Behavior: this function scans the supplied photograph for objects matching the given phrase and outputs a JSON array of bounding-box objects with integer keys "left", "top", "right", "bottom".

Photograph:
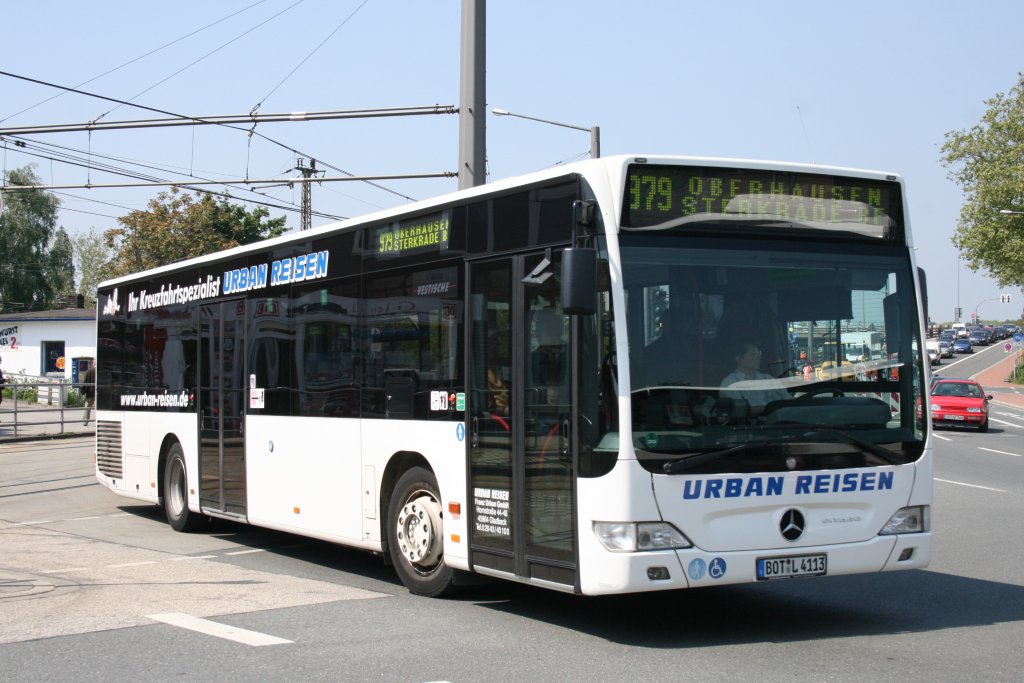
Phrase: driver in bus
[{"left": 720, "top": 341, "right": 790, "bottom": 415}]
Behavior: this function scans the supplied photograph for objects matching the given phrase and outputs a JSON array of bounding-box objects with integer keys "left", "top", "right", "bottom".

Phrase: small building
[{"left": 0, "top": 306, "right": 96, "bottom": 381}]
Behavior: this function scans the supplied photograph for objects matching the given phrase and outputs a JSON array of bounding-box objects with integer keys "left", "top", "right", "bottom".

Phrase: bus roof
[{"left": 98, "top": 154, "right": 904, "bottom": 289}]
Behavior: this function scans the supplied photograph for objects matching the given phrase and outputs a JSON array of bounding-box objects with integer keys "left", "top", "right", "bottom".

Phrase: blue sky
[{"left": 2, "top": 1, "right": 1023, "bottom": 324}]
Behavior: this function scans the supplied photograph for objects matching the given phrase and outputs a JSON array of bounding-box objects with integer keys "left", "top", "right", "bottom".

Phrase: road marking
[
  {"left": 935, "top": 477, "right": 1006, "bottom": 492},
  {"left": 148, "top": 612, "right": 292, "bottom": 646},
  {"left": 67, "top": 516, "right": 102, "bottom": 521},
  {"left": 932, "top": 433, "right": 952, "bottom": 441},
  {"left": 225, "top": 549, "right": 266, "bottom": 556},
  {"left": 10, "top": 520, "right": 53, "bottom": 526},
  {"left": 170, "top": 555, "right": 217, "bottom": 561},
  {"left": 990, "top": 417, "right": 1022, "bottom": 427},
  {"left": 107, "top": 561, "right": 158, "bottom": 568},
  {"left": 39, "top": 567, "right": 91, "bottom": 574},
  {"left": 978, "top": 447, "right": 1021, "bottom": 457}
]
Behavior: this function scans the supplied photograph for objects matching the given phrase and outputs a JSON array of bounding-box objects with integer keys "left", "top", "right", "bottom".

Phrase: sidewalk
[
  {"left": 970, "top": 349, "right": 1024, "bottom": 409},
  {"left": 0, "top": 402, "right": 94, "bottom": 442}
]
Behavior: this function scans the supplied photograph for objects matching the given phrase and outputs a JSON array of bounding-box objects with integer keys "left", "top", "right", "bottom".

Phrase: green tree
[
  {"left": 0, "top": 165, "right": 61, "bottom": 311},
  {"left": 104, "top": 189, "right": 288, "bottom": 277},
  {"left": 72, "top": 227, "right": 112, "bottom": 307},
  {"left": 941, "top": 73, "right": 1024, "bottom": 288},
  {"left": 47, "top": 227, "right": 76, "bottom": 301}
]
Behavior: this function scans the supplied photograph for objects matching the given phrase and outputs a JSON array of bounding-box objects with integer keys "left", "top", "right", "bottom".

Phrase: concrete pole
[{"left": 458, "top": 0, "right": 486, "bottom": 189}]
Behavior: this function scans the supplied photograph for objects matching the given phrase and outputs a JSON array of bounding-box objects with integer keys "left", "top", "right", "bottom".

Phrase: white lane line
[
  {"left": 935, "top": 477, "right": 1007, "bottom": 492},
  {"left": 107, "top": 561, "right": 158, "bottom": 568},
  {"left": 10, "top": 520, "right": 54, "bottom": 526},
  {"left": 990, "top": 417, "right": 1022, "bottom": 427},
  {"left": 933, "top": 433, "right": 952, "bottom": 441},
  {"left": 978, "top": 447, "right": 1021, "bottom": 457},
  {"left": 147, "top": 612, "right": 292, "bottom": 646},
  {"left": 169, "top": 555, "right": 217, "bottom": 561},
  {"left": 66, "top": 516, "right": 102, "bottom": 521},
  {"left": 225, "top": 549, "right": 266, "bottom": 556},
  {"left": 39, "top": 567, "right": 91, "bottom": 574}
]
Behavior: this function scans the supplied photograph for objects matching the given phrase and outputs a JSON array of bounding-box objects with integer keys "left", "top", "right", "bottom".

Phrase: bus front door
[
  {"left": 468, "top": 252, "right": 577, "bottom": 589},
  {"left": 198, "top": 300, "right": 247, "bottom": 518}
]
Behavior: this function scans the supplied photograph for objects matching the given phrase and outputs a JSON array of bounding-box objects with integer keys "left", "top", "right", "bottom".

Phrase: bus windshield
[{"left": 620, "top": 233, "right": 926, "bottom": 474}]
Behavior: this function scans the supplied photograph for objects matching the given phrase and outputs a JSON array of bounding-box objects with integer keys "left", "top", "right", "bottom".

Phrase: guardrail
[{"left": 0, "top": 374, "right": 95, "bottom": 440}]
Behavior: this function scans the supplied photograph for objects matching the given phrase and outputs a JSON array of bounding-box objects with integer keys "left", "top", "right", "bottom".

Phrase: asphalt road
[{"left": 1, "top": 377, "right": 1022, "bottom": 681}]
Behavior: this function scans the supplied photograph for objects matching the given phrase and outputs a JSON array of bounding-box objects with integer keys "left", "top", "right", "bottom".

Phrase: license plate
[
  {"left": 945, "top": 414, "right": 964, "bottom": 421},
  {"left": 756, "top": 554, "right": 827, "bottom": 580}
]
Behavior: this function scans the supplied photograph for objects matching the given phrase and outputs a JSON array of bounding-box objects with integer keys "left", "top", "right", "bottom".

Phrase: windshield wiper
[
  {"left": 662, "top": 443, "right": 749, "bottom": 474},
  {"left": 660, "top": 425, "right": 905, "bottom": 474},
  {"left": 756, "top": 424, "right": 905, "bottom": 465}
]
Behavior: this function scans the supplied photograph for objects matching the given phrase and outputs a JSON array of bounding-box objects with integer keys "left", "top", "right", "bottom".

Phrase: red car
[{"left": 930, "top": 379, "right": 992, "bottom": 432}]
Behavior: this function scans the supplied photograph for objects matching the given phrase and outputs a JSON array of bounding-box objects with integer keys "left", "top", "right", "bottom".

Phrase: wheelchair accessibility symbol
[{"left": 708, "top": 557, "right": 727, "bottom": 579}]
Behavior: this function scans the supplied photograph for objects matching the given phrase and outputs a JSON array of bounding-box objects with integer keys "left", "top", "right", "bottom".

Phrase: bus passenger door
[
  {"left": 198, "top": 299, "right": 248, "bottom": 518},
  {"left": 468, "top": 252, "right": 577, "bottom": 589}
]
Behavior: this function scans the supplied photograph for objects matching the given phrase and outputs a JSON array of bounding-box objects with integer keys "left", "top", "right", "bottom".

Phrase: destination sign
[
  {"left": 375, "top": 211, "right": 451, "bottom": 259},
  {"left": 623, "top": 164, "right": 901, "bottom": 236}
]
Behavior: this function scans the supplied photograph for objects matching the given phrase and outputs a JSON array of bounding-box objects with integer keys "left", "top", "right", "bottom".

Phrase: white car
[{"left": 926, "top": 341, "right": 941, "bottom": 365}]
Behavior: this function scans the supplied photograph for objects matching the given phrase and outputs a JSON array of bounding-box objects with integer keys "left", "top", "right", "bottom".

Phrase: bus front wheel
[
  {"left": 387, "top": 467, "right": 454, "bottom": 597},
  {"left": 163, "top": 443, "right": 204, "bottom": 532}
]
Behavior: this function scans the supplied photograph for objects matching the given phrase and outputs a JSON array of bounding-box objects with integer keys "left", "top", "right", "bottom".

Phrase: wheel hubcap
[
  {"left": 169, "top": 460, "right": 186, "bottom": 516},
  {"left": 396, "top": 493, "right": 443, "bottom": 569}
]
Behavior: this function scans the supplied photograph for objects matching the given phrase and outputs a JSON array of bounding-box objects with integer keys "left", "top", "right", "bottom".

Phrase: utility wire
[
  {"left": 94, "top": 0, "right": 306, "bottom": 122},
  {"left": 9, "top": 135, "right": 319, "bottom": 218},
  {"left": 251, "top": 0, "right": 370, "bottom": 113},
  {"left": 7, "top": 135, "right": 306, "bottom": 212},
  {"left": 0, "top": 0, "right": 270, "bottom": 124},
  {"left": 0, "top": 70, "right": 422, "bottom": 202},
  {"left": 5, "top": 144, "right": 343, "bottom": 220}
]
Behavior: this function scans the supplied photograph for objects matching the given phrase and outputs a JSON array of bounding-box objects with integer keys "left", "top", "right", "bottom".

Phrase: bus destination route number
[{"left": 624, "top": 164, "right": 899, "bottom": 231}]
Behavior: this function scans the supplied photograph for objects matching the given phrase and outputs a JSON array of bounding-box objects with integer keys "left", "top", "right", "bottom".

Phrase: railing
[{"left": 0, "top": 373, "right": 95, "bottom": 439}]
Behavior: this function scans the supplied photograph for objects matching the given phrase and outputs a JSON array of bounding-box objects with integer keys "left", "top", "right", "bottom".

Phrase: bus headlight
[
  {"left": 593, "top": 522, "right": 692, "bottom": 552},
  {"left": 879, "top": 506, "right": 929, "bottom": 535}
]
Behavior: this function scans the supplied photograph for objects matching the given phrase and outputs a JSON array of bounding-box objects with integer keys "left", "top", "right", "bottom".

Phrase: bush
[
  {"left": 2, "top": 377, "right": 39, "bottom": 403},
  {"left": 1012, "top": 357, "right": 1024, "bottom": 384}
]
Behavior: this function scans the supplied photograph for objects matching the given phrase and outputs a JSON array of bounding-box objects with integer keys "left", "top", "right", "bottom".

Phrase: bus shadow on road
[
  {"left": 471, "top": 570, "right": 1024, "bottom": 646},
  {"left": 113, "top": 503, "right": 1023, "bottom": 644},
  {"left": 112, "top": 506, "right": 407, "bottom": 590}
]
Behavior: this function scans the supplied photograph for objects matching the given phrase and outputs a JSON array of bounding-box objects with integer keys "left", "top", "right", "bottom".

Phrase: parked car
[
  {"left": 929, "top": 378, "right": 992, "bottom": 431},
  {"left": 952, "top": 338, "right": 973, "bottom": 354}
]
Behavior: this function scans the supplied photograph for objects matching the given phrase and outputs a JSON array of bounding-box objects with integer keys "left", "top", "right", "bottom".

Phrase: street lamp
[
  {"left": 999, "top": 209, "right": 1024, "bottom": 215},
  {"left": 492, "top": 108, "right": 600, "bottom": 158}
]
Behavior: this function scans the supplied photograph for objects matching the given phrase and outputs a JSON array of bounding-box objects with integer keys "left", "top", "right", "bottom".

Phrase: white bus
[{"left": 94, "top": 155, "right": 931, "bottom": 596}]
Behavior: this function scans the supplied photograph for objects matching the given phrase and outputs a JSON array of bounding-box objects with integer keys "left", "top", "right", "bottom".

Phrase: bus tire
[
  {"left": 387, "top": 466, "right": 454, "bottom": 597},
  {"left": 163, "top": 443, "right": 204, "bottom": 532}
]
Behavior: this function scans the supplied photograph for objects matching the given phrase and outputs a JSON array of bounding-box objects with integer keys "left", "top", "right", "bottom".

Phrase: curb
[{"left": 0, "top": 431, "right": 94, "bottom": 444}]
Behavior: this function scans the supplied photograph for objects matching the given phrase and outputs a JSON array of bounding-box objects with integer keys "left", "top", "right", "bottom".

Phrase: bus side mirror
[{"left": 561, "top": 247, "right": 597, "bottom": 315}]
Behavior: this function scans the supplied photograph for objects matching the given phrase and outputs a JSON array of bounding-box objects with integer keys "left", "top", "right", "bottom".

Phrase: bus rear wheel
[
  {"left": 163, "top": 443, "right": 204, "bottom": 532},
  {"left": 387, "top": 467, "right": 454, "bottom": 597}
]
